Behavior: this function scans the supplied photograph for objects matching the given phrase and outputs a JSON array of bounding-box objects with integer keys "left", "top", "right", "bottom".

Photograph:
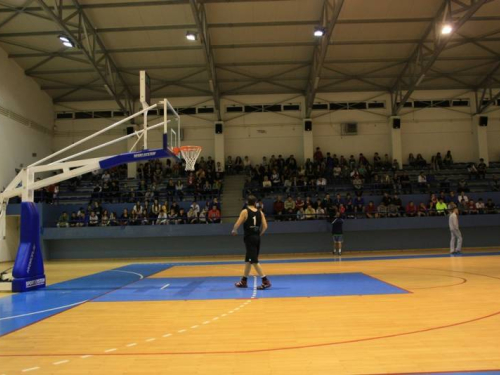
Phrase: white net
[{"left": 179, "top": 146, "right": 202, "bottom": 171}]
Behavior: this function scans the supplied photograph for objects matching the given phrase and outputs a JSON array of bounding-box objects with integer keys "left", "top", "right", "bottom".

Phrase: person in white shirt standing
[{"left": 449, "top": 207, "right": 462, "bottom": 255}]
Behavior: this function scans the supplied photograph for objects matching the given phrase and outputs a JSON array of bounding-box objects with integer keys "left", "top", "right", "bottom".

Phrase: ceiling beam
[
  {"left": 9, "top": 36, "right": 500, "bottom": 58},
  {"left": 189, "top": 0, "right": 221, "bottom": 120},
  {"left": 390, "top": 0, "right": 488, "bottom": 116},
  {"left": 0, "top": 0, "right": 290, "bottom": 13},
  {"left": 475, "top": 61, "right": 500, "bottom": 113},
  {"left": 35, "top": 0, "right": 135, "bottom": 115},
  {"left": 304, "top": 0, "right": 344, "bottom": 117}
]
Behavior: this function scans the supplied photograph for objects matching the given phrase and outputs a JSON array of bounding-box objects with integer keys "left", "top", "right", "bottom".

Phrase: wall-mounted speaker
[
  {"left": 215, "top": 122, "right": 223, "bottom": 134},
  {"left": 126, "top": 126, "right": 134, "bottom": 135},
  {"left": 479, "top": 116, "right": 488, "bottom": 127},
  {"left": 392, "top": 117, "right": 401, "bottom": 129},
  {"left": 304, "top": 119, "right": 312, "bottom": 131}
]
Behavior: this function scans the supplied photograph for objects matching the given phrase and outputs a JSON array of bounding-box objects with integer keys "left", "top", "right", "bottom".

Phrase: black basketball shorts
[{"left": 244, "top": 235, "right": 261, "bottom": 264}]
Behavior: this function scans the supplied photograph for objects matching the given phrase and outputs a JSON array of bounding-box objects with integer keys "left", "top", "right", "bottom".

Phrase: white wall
[
  {"left": 53, "top": 90, "right": 500, "bottom": 167},
  {"left": 0, "top": 46, "right": 53, "bottom": 262}
]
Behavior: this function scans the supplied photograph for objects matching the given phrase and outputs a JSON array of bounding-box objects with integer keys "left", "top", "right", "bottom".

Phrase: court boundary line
[{"left": 2, "top": 294, "right": 500, "bottom": 357}]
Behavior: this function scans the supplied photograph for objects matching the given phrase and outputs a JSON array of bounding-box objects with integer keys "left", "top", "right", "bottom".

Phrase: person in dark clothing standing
[
  {"left": 232, "top": 195, "right": 271, "bottom": 290},
  {"left": 331, "top": 211, "right": 344, "bottom": 256}
]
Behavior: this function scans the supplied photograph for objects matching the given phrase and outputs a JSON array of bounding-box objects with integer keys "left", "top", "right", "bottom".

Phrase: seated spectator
[
  {"left": 175, "top": 180, "right": 184, "bottom": 200},
  {"left": 391, "top": 159, "right": 399, "bottom": 171},
  {"left": 167, "top": 208, "right": 178, "bottom": 225},
  {"left": 109, "top": 212, "right": 118, "bottom": 226},
  {"left": 316, "top": 176, "right": 327, "bottom": 192},
  {"left": 459, "top": 198, "right": 469, "bottom": 214},
  {"left": 365, "top": 201, "right": 378, "bottom": 219},
  {"left": 190, "top": 201, "right": 201, "bottom": 217},
  {"left": 88, "top": 211, "right": 99, "bottom": 227},
  {"left": 284, "top": 196, "right": 296, "bottom": 220},
  {"left": 316, "top": 204, "right": 326, "bottom": 219},
  {"left": 377, "top": 202, "right": 388, "bottom": 218},
  {"left": 120, "top": 209, "right": 129, "bottom": 225},
  {"left": 132, "top": 202, "right": 143, "bottom": 215},
  {"left": 468, "top": 163, "right": 479, "bottom": 180},
  {"left": 141, "top": 212, "right": 150, "bottom": 225},
  {"left": 273, "top": 196, "right": 285, "bottom": 221},
  {"left": 417, "top": 172, "right": 428, "bottom": 192},
  {"left": 415, "top": 154, "right": 427, "bottom": 168},
  {"left": 476, "top": 198, "right": 485, "bottom": 214},
  {"left": 392, "top": 194, "right": 403, "bottom": 215},
  {"left": 406, "top": 201, "right": 417, "bottom": 217},
  {"left": 187, "top": 207, "right": 198, "bottom": 224},
  {"left": 417, "top": 202, "right": 428, "bottom": 217},
  {"left": 467, "top": 200, "right": 478, "bottom": 215},
  {"left": 295, "top": 197, "right": 305, "bottom": 212},
  {"left": 175, "top": 208, "right": 186, "bottom": 224},
  {"left": 354, "top": 195, "right": 365, "bottom": 216},
  {"left": 477, "top": 158, "right": 487, "bottom": 179},
  {"left": 381, "top": 192, "right": 392, "bottom": 206},
  {"left": 353, "top": 175, "right": 363, "bottom": 191},
  {"left": 129, "top": 210, "right": 140, "bottom": 226},
  {"left": 156, "top": 206, "right": 168, "bottom": 225},
  {"left": 313, "top": 147, "right": 324, "bottom": 163},
  {"left": 436, "top": 198, "right": 448, "bottom": 216},
  {"left": 199, "top": 206, "right": 208, "bottom": 224},
  {"left": 387, "top": 203, "right": 400, "bottom": 218},
  {"left": 57, "top": 212, "right": 70, "bottom": 228},
  {"left": 69, "top": 212, "right": 78, "bottom": 227},
  {"left": 262, "top": 176, "right": 272, "bottom": 195},
  {"left": 443, "top": 150, "right": 453, "bottom": 167},
  {"left": 408, "top": 153, "right": 416, "bottom": 168},
  {"left": 208, "top": 205, "right": 221, "bottom": 223},
  {"left": 101, "top": 210, "right": 110, "bottom": 226},
  {"left": 304, "top": 204, "right": 316, "bottom": 220},
  {"left": 296, "top": 207, "right": 305, "bottom": 221},
  {"left": 486, "top": 198, "right": 496, "bottom": 214},
  {"left": 458, "top": 191, "right": 469, "bottom": 204}
]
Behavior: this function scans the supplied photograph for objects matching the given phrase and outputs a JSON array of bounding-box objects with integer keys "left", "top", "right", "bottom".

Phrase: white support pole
[
  {"left": 143, "top": 111, "right": 148, "bottom": 150},
  {"left": 21, "top": 168, "right": 35, "bottom": 203}
]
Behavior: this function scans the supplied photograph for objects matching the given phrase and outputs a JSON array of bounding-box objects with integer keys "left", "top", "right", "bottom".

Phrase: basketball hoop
[{"left": 174, "top": 145, "right": 202, "bottom": 171}]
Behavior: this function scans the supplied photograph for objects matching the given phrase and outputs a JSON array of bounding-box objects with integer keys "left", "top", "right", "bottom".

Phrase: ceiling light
[
  {"left": 314, "top": 27, "right": 325, "bottom": 37},
  {"left": 58, "top": 35, "right": 74, "bottom": 48},
  {"left": 186, "top": 31, "right": 197, "bottom": 41},
  {"left": 441, "top": 24, "right": 453, "bottom": 35}
]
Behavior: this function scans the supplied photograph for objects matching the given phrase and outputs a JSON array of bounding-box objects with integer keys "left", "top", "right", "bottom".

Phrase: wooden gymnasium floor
[{"left": 1, "top": 249, "right": 500, "bottom": 375}]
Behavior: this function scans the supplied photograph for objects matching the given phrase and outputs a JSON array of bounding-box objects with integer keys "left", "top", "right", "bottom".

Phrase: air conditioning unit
[{"left": 342, "top": 122, "right": 358, "bottom": 135}]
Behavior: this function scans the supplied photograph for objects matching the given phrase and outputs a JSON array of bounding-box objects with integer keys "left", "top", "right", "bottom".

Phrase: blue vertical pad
[
  {"left": 12, "top": 202, "right": 46, "bottom": 292},
  {"left": 94, "top": 273, "right": 409, "bottom": 302}
]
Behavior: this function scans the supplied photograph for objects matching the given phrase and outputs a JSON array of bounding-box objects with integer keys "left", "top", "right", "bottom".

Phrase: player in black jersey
[{"left": 231, "top": 195, "right": 271, "bottom": 290}]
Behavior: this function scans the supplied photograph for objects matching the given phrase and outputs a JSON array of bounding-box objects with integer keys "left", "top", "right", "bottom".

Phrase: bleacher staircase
[{"left": 221, "top": 175, "right": 246, "bottom": 223}]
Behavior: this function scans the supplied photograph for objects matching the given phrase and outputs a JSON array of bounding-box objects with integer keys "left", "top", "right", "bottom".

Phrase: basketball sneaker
[
  {"left": 257, "top": 277, "right": 271, "bottom": 290},
  {"left": 235, "top": 277, "right": 248, "bottom": 288}
]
